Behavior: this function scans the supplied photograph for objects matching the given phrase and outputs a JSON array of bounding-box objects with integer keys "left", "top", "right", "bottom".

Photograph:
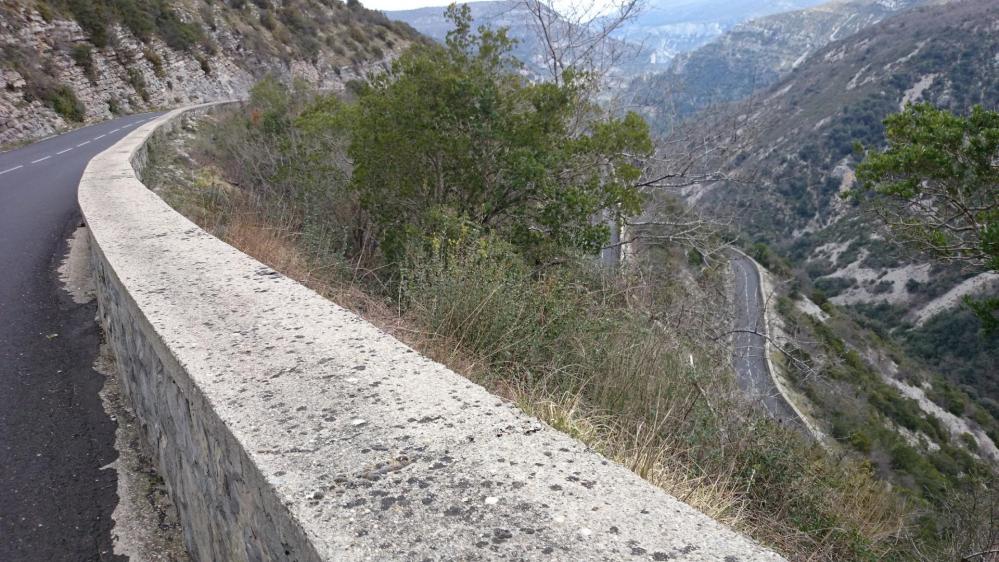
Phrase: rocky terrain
[
  {"left": 626, "top": 0, "right": 944, "bottom": 134},
  {"left": 683, "top": 0, "right": 997, "bottom": 271},
  {"left": 0, "top": 0, "right": 419, "bottom": 146},
  {"left": 671, "top": 0, "right": 999, "bottom": 456}
]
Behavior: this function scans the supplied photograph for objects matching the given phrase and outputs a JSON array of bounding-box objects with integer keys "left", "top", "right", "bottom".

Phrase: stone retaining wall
[{"left": 78, "top": 105, "right": 784, "bottom": 561}]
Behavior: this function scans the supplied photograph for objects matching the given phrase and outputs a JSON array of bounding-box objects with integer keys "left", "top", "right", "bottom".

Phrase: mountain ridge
[{"left": 626, "top": 0, "right": 942, "bottom": 134}]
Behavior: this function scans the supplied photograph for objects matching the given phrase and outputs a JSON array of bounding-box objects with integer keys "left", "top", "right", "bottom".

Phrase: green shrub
[
  {"left": 46, "top": 84, "right": 85, "bottom": 122},
  {"left": 36, "top": 2, "right": 54, "bottom": 22},
  {"left": 960, "top": 432, "right": 978, "bottom": 451},
  {"left": 348, "top": 25, "right": 367, "bottom": 46},
  {"left": 71, "top": 44, "right": 97, "bottom": 83},
  {"left": 195, "top": 54, "right": 211, "bottom": 75},
  {"left": 890, "top": 442, "right": 922, "bottom": 471},
  {"left": 68, "top": 0, "right": 110, "bottom": 47},
  {"left": 143, "top": 48, "right": 165, "bottom": 77},
  {"left": 127, "top": 68, "right": 149, "bottom": 102},
  {"left": 259, "top": 10, "right": 276, "bottom": 31}
]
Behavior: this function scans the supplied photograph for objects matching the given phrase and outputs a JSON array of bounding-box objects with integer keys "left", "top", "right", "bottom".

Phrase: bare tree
[
  {"left": 521, "top": 0, "right": 646, "bottom": 86},
  {"left": 619, "top": 201, "right": 737, "bottom": 267}
]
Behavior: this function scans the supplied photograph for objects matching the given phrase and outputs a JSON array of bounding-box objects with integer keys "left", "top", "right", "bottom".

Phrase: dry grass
[
  {"left": 144, "top": 113, "right": 923, "bottom": 562},
  {"left": 174, "top": 191, "right": 911, "bottom": 560},
  {"left": 194, "top": 190, "right": 759, "bottom": 531}
]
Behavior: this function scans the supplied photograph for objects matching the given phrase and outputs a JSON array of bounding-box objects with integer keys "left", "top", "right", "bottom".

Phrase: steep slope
[
  {"left": 689, "top": 0, "right": 997, "bottom": 251},
  {"left": 626, "top": 0, "right": 939, "bottom": 134},
  {"left": 681, "top": 0, "right": 998, "bottom": 430},
  {"left": 0, "top": 0, "right": 420, "bottom": 145}
]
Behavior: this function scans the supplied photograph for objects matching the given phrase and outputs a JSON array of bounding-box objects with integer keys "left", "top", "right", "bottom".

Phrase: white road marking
[
  {"left": 77, "top": 141, "right": 90, "bottom": 147},
  {"left": 31, "top": 156, "right": 51, "bottom": 164},
  {"left": 110, "top": 128, "right": 120, "bottom": 133},
  {"left": 94, "top": 134, "right": 105, "bottom": 140},
  {"left": 56, "top": 148, "right": 73, "bottom": 155},
  {"left": 0, "top": 165, "right": 24, "bottom": 175}
]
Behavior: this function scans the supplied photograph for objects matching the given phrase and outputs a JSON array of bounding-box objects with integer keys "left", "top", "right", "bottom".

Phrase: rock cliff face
[{"left": 0, "top": 2, "right": 415, "bottom": 146}]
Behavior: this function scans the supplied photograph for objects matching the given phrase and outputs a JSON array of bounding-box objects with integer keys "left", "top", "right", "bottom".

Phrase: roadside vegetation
[{"left": 141, "top": 7, "right": 996, "bottom": 561}]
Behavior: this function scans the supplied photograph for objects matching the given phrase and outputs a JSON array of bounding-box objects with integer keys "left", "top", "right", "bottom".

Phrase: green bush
[
  {"left": 36, "top": 2, "right": 54, "bottom": 21},
  {"left": 959, "top": 433, "right": 978, "bottom": 451},
  {"left": 889, "top": 442, "right": 922, "bottom": 471},
  {"left": 71, "top": 44, "right": 96, "bottom": 83},
  {"left": 195, "top": 54, "right": 211, "bottom": 75},
  {"left": 350, "top": 6, "right": 651, "bottom": 264},
  {"left": 143, "top": 48, "right": 164, "bottom": 77},
  {"left": 127, "top": 68, "right": 149, "bottom": 102},
  {"left": 259, "top": 10, "right": 276, "bottom": 31},
  {"left": 46, "top": 84, "right": 85, "bottom": 122},
  {"left": 68, "top": 0, "right": 110, "bottom": 47},
  {"left": 64, "top": 0, "right": 208, "bottom": 52}
]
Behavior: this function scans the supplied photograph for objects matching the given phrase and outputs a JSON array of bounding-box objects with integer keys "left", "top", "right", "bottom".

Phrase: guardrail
[{"left": 79, "top": 104, "right": 784, "bottom": 561}]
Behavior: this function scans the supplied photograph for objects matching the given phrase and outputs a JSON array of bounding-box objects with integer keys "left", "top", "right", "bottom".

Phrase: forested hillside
[{"left": 0, "top": 0, "right": 420, "bottom": 145}]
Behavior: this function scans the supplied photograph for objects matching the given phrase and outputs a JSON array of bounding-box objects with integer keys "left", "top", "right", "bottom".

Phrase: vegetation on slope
[
  {"left": 773, "top": 292, "right": 998, "bottom": 558},
  {"left": 28, "top": 0, "right": 421, "bottom": 62},
  {"left": 855, "top": 103, "right": 999, "bottom": 330},
  {"left": 683, "top": 0, "right": 998, "bottom": 242},
  {"left": 669, "top": 0, "right": 999, "bottom": 424},
  {"left": 136, "top": 8, "right": 993, "bottom": 560}
]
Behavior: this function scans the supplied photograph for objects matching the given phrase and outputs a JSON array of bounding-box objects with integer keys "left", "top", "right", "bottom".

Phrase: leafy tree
[
  {"left": 348, "top": 4, "right": 652, "bottom": 263},
  {"left": 855, "top": 103, "right": 999, "bottom": 330}
]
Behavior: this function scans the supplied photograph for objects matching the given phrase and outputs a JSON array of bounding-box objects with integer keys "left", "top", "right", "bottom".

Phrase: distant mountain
[
  {"left": 385, "top": 0, "right": 649, "bottom": 79},
  {"left": 613, "top": 0, "right": 826, "bottom": 64},
  {"left": 679, "top": 0, "right": 998, "bottom": 405},
  {"left": 385, "top": 0, "right": 828, "bottom": 79},
  {"left": 627, "top": 0, "right": 938, "bottom": 134}
]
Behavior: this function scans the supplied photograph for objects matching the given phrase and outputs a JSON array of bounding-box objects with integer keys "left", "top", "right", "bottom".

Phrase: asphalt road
[
  {"left": 730, "top": 253, "right": 803, "bottom": 428},
  {"left": 0, "top": 113, "right": 164, "bottom": 561}
]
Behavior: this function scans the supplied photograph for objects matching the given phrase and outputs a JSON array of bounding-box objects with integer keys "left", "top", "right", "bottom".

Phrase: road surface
[
  {"left": 0, "top": 113, "right": 164, "bottom": 561},
  {"left": 730, "top": 253, "right": 803, "bottom": 428}
]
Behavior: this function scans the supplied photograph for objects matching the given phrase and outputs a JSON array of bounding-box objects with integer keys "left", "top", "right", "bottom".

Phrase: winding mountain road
[
  {"left": 730, "top": 252, "right": 804, "bottom": 428},
  {"left": 0, "top": 112, "right": 164, "bottom": 561}
]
